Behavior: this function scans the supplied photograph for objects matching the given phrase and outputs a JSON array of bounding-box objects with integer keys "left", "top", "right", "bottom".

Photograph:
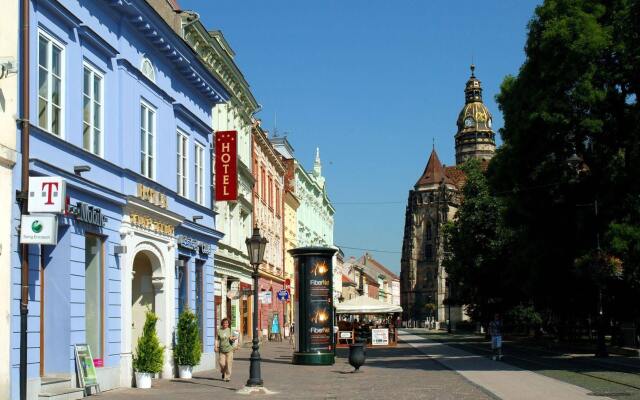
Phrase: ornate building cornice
[{"left": 180, "top": 16, "right": 259, "bottom": 122}]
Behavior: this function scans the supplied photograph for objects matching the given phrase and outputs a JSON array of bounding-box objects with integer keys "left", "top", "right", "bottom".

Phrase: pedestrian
[
  {"left": 489, "top": 313, "right": 503, "bottom": 361},
  {"left": 216, "top": 318, "right": 237, "bottom": 382}
]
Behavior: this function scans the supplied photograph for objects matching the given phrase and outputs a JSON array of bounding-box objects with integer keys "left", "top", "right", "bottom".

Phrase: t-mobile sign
[{"left": 28, "top": 176, "right": 66, "bottom": 213}]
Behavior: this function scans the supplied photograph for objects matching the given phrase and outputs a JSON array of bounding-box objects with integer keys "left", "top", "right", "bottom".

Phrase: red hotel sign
[{"left": 215, "top": 130, "right": 238, "bottom": 201}]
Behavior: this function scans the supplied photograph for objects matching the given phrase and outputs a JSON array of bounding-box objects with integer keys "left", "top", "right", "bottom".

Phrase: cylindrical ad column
[{"left": 289, "top": 247, "right": 337, "bottom": 365}]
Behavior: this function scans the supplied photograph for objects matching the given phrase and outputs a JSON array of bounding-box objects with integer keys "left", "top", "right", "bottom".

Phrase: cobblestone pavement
[{"left": 101, "top": 340, "right": 493, "bottom": 400}]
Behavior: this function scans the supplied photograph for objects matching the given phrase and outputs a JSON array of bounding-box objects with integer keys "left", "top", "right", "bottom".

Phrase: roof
[
  {"left": 342, "top": 274, "right": 355, "bottom": 285},
  {"left": 336, "top": 295, "right": 402, "bottom": 314},
  {"left": 359, "top": 253, "right": 399, "bottom": 280},
  {"left": 444, "top": 166, "right": 466, "bottom": 189},
  {"left": 415, "top": 148, "right": 453, "bottom": 188}
]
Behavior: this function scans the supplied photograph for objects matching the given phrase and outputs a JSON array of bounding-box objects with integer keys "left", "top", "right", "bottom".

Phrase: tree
[
  {"left": 443, "top": 159, "right": 514, "bottom": 322},
  {"left": 490, "top": 0, "right": 640, "bottom": 327},
  {"left": 174, "top": 309, "right": 202, "bottom": 367},
  {"left": 133, "top": 311, "right": 165, "bottom": 373}
]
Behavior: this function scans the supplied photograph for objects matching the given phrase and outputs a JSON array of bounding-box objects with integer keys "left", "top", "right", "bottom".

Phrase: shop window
[
  {"left": 195, "top": 260, "right": 205, "bottom": 345},
  {"left": 85, "top": 234, "right": 104, "bottom": 364},
  {"left": 177, "top": 257, "right": 188, "bottom": 315}
]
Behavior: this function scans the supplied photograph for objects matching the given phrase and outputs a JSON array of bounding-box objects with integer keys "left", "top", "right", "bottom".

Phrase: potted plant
[
  {"left": 133, "top": 311, "right": 164, "bottom": 389},
  {"left": 174, "top": 308, "right": 201, "bottom": 379}
]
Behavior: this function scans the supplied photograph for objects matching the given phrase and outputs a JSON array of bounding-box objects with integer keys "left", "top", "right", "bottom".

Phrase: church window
[
  {"left": 426, "top": 222, "right": 432, "bottom": 241},
  {"left": 425, "top": 244, "right": 433, "bottom": 261}
]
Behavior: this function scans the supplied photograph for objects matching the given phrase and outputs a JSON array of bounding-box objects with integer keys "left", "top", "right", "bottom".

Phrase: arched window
[
  {"left": 140, "top": 57, "right": 155, "bottom": 82},
  {"left": 425, "top": 221, "right": 432, "bottom": 241}
]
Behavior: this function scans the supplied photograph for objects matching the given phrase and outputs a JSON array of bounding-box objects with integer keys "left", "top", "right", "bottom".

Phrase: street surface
[
  {"left": 101, "top": 337, "right": 491, "bottom": 400},
  {"left": 99, "top": 331, "right": 640, "bottom": 399}
]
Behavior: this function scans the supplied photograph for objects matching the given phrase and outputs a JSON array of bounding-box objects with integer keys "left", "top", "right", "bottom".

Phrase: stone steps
[{"left": 39, "top": 376, "right": 85, "bottom": 400}]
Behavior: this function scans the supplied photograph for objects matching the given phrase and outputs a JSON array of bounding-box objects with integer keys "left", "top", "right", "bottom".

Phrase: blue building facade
[{"left": 11, "top": 0, "right": 229, "bottom": 398}]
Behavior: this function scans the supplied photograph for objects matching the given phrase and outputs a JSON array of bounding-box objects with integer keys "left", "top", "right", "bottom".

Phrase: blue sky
[{"left": 179, "top": 0, "right": 542, "bottom": 273}]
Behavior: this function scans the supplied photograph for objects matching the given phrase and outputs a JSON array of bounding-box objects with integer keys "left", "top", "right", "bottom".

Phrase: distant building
[
  {"left": 400, "top": 65, "right": 496, "bottom": 325},
  {"left": 358, "top": 253, "right": 400, "bottom": 305}
]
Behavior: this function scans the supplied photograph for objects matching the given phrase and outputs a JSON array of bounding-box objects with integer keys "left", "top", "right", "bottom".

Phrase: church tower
[{"left": 454, "top": 65, "right": 496, "bottom": 164}]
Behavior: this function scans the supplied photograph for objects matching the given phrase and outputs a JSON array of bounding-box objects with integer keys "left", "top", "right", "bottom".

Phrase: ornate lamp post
[{"left": 244, "top": 227, "right": 267, "bottom": 388}]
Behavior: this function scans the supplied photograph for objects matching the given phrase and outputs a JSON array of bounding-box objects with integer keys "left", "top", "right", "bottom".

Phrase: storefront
[{"left": 258, "top": 277, "right": 286, "bottom": 339}]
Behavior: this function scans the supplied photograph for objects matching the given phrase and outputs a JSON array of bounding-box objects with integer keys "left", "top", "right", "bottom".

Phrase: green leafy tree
[
  {"left": 133, "top": 311, "right": 165, "bottom": 373},
  {"left": 174, "top": 309, "right": 202, "bottom": 367},
  {"left": 490, "top": 0, "right": 640, "bottom": 326},
  {"left": 443, "top": 160, "right": 514, "bottom": 322}
]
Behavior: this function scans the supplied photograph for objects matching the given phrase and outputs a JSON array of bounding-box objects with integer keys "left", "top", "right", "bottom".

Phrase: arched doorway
[{"left": 131, "top": 252, "right": 155, "bottom": 349}]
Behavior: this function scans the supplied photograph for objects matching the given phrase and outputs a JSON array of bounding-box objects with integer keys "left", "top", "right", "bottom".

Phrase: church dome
[{"left": 456, "top": 64, "right": 493, "bottom": 133}]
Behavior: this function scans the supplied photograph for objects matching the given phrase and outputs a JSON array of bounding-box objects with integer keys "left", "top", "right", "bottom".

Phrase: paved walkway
[
  {"left": 400, "top": 330, "right": 613, "bottom": 400},
  {"left": 101, "top": 339, "right": 491, "bottom": 399}
]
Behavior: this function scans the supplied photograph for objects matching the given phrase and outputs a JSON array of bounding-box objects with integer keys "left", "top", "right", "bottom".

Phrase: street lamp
[{"left": 245, "top": 226, "right": 267, "bottom": 388}]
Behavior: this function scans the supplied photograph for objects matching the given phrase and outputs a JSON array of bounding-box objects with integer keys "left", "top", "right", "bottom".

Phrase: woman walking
[{"left": 216, "top": 318, "right": 237, "bottom": 381}]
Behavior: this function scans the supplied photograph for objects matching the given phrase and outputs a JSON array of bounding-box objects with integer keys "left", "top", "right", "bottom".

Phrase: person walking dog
[
  {"left": 489, "top": 313, "right": 503, "bottom": 360},
  {"left": 216, "top": 318, "right": 238, "bottom": 381}
]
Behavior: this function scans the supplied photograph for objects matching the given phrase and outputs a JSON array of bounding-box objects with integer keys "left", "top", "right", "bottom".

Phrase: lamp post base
[{"left": 236, "top": 386, "right": 278, "bottom": 395}]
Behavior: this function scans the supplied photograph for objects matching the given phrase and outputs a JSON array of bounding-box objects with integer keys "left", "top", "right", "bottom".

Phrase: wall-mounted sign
[
  {"left": 129, "top": 213, "right": 174, "bottom": 236},
  {"left": 372, "top": 328, "right": 389, "bottom": 346},
  {"left": 277, "top": 289, "right": 290, "bottom": 302},
  {"left": 28, "top": 176, "right": 66, "bottom": 213},
  {"left": 137, "top": 183, "right": 168, "bottom": 208},
  {"left": 215, "top": 131, "right": 238, "bottom": 201},
  {"left": 67, "top": 202, "right": 107, "bottom": 227},
  {"left": 176, "top": 235, "right": 212, "bottom": 255},
  {"left": 259, "top": 291, "right": 272, "bottom": 304},
  {"left": 20, "top": 214, "right": 58, "bottom": 245}
]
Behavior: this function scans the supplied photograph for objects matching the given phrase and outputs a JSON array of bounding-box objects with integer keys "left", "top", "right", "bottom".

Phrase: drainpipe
[{"left": 19, "top": 0, "right": 30, "bottom": 398}]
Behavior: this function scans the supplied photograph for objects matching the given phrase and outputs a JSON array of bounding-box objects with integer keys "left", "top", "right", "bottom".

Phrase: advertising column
[{"left": 289, "top": 247, "right": 337, "bottom": 365}]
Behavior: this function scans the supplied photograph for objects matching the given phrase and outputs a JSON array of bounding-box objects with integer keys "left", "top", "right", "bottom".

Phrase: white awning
[{"left": 335, "top": 295, "right": 403, "bottom": 314}]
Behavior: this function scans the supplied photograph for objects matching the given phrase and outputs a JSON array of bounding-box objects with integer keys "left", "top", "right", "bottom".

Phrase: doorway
[{"left": 131, "top": 252, "right": 155, "bottom": 351}]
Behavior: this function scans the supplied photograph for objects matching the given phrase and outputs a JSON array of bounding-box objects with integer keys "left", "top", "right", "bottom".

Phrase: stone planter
[
  {"left": 135, "top": 372, "right": 152, "bottom": 389},
  {"left": 178, "top": 365, "right": 193, "bottom": 379}
]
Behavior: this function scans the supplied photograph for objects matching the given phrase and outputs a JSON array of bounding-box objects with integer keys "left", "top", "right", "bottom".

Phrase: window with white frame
[
  {"left": 194, "top": 143, "right": 205, "bottom": 205},
  {"left": 38, "top": 32, "right": 64, "bottom": 136},
  {"left": 140, "top": 102, "right": 156, "bottom": 179},
  {"left": 176, "top": 131, "right": 188, "bottom": 197},
  {"left": 83, "top": 64, "right": 103, "bottom": 156}
]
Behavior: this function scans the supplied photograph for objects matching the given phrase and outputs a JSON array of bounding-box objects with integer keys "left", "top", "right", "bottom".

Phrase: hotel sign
[
  {"left": 215, "top": 131, "right": 237, "bottom": 201},
  {"left": 68, "top": 202, "right": 107, "bottom": 227},
  {"left": 130, "top": 213, "right": 174, "bottom": 236},
  {"left": 137, "top": 183, "right": 168, "bottom": 208}
]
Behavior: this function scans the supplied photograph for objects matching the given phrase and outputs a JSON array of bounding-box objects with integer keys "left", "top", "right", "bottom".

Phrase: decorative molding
[
  {"left": 78, "top": 24, "right": 119, "bottom": 58},
  {"left": 37, "top": 0, "right": 81, "bottom": 29},
  {"left": 173, "top": 102, "right": 212, "bottom": 136}
]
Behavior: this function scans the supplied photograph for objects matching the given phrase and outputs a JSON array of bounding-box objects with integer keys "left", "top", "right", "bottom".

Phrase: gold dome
[{"left": 456, "top": 64, "right": 493, "bottom": 133}]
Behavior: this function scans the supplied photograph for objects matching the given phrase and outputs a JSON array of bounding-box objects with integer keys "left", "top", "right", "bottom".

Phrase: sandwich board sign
[{"left": 74, "top": 344, "right": 101, "bottom": 394}]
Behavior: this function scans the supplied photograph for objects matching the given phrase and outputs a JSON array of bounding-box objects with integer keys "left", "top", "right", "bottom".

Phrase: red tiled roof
[
  {"left": 358, "top": 253, "right": 399, "bottom": 280},
  {"left": 444, "top": 166, "right": 466, "bottom": 189},
  {"left": 416, "top": 149, "right": 452, "bottom": 187},
  {"left": 342, "top": 274, "right": 354, "bottom": 284}
]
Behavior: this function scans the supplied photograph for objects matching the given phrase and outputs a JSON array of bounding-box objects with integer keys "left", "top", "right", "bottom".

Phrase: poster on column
[
  {"left": 215, "top": 130, "right": 238, "bottom": 201},
  {"left": 308, "top": 259, "right": 331, "bottom": 351}
]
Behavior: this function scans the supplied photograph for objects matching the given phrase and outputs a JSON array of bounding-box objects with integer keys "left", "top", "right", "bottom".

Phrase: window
[
  {"left": 85, "top": 234, "right": 104, "bottom": 363},
  {"left": 83, "top": 64, "right": 103, "bottom": 155},
  {"left": 38, "top": 32, "right": 63, "bottom": 136},
  {"left": 140, "top": 102, "right": 155, "bottom": 179},
  {"left": 195, "top": 260, "right": 205, "bottom": 345},
  {"left": 425, "top": 244, "right": 433, "bottom": 261},
  {"left": 194, "top": 143, "right": 205, "bottom": 205},
  {"left": 177, "top": 132, "right": 188, "bottom": 197},
  {"left": 253, "top": 159, "right": 259, "bottom": 195},
  {"left": 140, "top": 57, "right": 155, "bottom": 82},
  {"left": 177, "top": 257, "right": 188, "bottom": 315},
  {"left": 261, "top": 167, "right": 266, "bottom": 200},
  {"left": 268, "top": 176, "right": 273, "bottom": 208},
  {"left": 275, "top": 187, "right": 281, "bottom": 217},
  {"left": 425, "top": 222, "right": 432, "bottom": 241}
]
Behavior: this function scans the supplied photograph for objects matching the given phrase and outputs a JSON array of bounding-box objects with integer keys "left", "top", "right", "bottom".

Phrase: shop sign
[
  {"left": 259, "top": 291, "right": 272, "bottom": 304},
  {"left": 130, "top": 213, "right": 174, "bottom": 236},
  {"left": 277, "top": 289, "right": 290, "bottom": 302},
  {"left": 137, "top": 183, "right": 168, "bottom": 208},
  {"left": 28, "top": 176, "right": 66, "bottom": 213},
  {"left": 176, "top": 234, "right": 212, "bottom": 255},
  {"left": 67, "top": 202, "right": 107, "bottom": 227},
  {"left": 372, "top": 328, "right": 389, "bottom": 346},
  {"left": 215, "top": 131, "right": 238, "bottom": 201},
  {"left": 20, "top": 214, "right": 58, "bottom": 245}
]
